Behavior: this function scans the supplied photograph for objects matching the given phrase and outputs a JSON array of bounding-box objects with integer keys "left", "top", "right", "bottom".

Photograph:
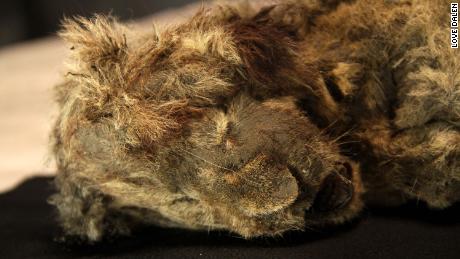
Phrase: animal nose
[
  {"left": 226, "top": 154, "right": 299, "bottom": 216},
  {"left": 275, "top": 174, "right": 299, "bottom": 204},
  {"left": 311, "top": 163, "right": 354, "bottom": 212}
]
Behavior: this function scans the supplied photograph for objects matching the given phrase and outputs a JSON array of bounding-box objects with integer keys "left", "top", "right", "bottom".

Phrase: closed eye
[{"left": 324, "top": 75, "right": 344, "bottom": 102}]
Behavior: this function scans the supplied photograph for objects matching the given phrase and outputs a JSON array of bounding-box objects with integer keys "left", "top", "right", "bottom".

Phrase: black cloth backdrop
[{"left": 0, "top": 177, "right": 459, "bottom": 259}]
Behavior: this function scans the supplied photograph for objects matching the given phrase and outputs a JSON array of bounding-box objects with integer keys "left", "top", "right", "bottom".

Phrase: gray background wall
[{"left": 0, "top": 0, "right": 196, "bottom": 47}]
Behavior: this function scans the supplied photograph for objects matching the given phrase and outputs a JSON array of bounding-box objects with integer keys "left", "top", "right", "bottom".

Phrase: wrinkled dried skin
[{"left": 49, "top": 0, "right": 459, "bottom": 242}]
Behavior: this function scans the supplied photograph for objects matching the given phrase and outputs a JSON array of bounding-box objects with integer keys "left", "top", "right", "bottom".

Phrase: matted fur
[{"left": 50, "top": 0, "right": 459, "bottom": 242}]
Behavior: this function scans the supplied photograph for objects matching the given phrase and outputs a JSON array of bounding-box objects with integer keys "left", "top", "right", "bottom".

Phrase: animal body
[{"left": 50, "top": 0, "right": 460, "bottom": 241}]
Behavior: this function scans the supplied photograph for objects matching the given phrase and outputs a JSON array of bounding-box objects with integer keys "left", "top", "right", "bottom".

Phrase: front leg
[
  {"left": 49, "top": 179, "right": 133, "bottom": 242},
  {"left": 391, "top": 1, "right": 460, "bottom": 129},
  {"left": 380, "top": 123, "right": 460, "bottom": 208},
  {"left": 377, "top": 1, "right": 460, "bottom": 207}
]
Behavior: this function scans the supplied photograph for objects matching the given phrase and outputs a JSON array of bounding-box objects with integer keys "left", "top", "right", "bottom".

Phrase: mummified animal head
[{"left": 50, "top": 6, "right": 363, "bottom": 241}]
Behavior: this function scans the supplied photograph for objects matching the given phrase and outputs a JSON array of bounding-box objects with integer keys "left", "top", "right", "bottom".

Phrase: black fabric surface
[{"left": 0, "top": 177, "right": 459, "bottom": 259}]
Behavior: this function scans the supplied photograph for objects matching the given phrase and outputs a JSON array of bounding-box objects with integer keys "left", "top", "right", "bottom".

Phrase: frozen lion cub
[{"left": 50, "top": 0, "right": 459, "bottom": 241}]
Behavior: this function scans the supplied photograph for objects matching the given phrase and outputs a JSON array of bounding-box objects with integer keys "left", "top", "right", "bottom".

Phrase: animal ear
[
  {"left": 250, "top": 3, "right": 311, "bottom": 38},
  {"left": 228, "top": 18, "right": 297, "bottom": 86},
  {"left": 59, "top": 15, "right": 128, "bottom": 76},
  {"left": 236, "top": 0, "right": 353, "bottom": 40}
]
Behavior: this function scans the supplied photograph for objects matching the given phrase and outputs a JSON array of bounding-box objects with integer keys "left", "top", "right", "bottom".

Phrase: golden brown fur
[{"left": 49, "top": 0, "right": 460, "bottom": 242}]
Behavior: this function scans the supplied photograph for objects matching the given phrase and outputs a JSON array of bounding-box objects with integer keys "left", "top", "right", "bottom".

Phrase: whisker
[
  {"left": 177, "top": 147, "right": 264, "bottom": 188},
  {"left": 336, "top": 140, "right": 361, "bottom": 145},
  {"left": 331, "top": 126, "right": 357, "bottom": 143},
  {"left": 178, "top": 147, "right": 237, "bottom": 173},
  {"left": 410, "top": 177, "right": 418, "bottom": 193},
  {"left": 319, "top": 119, "right": 339, "bottom": 134}
]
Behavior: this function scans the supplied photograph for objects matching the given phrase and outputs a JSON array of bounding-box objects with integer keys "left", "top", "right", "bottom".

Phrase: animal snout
[{"left": 226, "top": 154, "right": 299, "bottom": 216}]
